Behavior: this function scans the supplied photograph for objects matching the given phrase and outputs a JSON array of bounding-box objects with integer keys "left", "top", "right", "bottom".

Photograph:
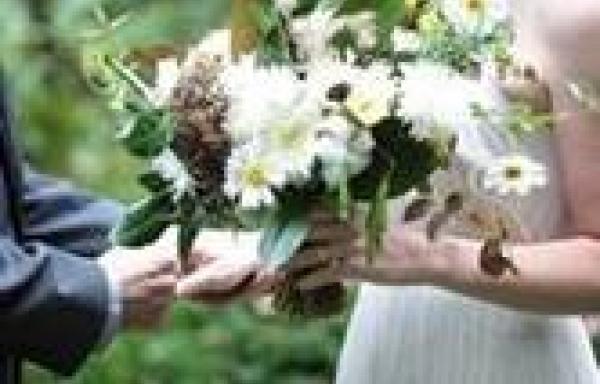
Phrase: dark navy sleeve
[
  {"left": 21, "top": 169, "right": 123, "bottom": 259},
  {"left": 0, "top": 238, "right": 111, "bottom": 376}
]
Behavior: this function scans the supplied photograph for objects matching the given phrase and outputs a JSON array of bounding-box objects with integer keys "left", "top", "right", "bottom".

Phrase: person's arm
[
  {"left": 21, "top": 169, "right": 122, "bottom": 259},
  {"left": 3, "top": 170, "right": 177, "bottom": 375},
  {"left": 335, "top": 226, "right": 600, "bottom": 315},
  {"left": 440, "top": 236, "right": 600, "bottom": 315},
  {"left": 0, "top": 238, "right": 111, "bottom": 376}
]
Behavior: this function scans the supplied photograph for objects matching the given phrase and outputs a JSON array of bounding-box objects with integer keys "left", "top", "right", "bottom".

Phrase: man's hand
[
  {"left": 99, "top": 229, "right": 178, "bottom": 330},
  {"left": 176, "top": 231, "right": 281, "bottom": 304}
]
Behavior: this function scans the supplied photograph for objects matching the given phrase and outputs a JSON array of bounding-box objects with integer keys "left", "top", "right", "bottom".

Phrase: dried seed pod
[{"left": 480, "top": 238, "right": 519, "bottom": 277}]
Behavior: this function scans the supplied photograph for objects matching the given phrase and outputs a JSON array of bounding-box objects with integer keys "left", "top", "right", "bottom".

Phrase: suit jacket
[{"left": 0, "top": 78, "right": 122, "bottom": 383}]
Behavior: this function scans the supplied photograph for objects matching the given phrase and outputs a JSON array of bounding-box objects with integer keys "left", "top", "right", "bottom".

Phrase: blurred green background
[
  {"left": 1, "top": 1, "right": 599, "bottom": 383},
  {"left": 0, "top": 0, "right": 350, "bottom": 383}
]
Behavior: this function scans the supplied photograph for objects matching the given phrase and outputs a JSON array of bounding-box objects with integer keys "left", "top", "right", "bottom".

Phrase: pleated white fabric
[
  {"left": 336, "top": 139, "right": 600, "bottom": 384},
  {"left": 336, "top": 2, "right": 600, "bottom": 381}
]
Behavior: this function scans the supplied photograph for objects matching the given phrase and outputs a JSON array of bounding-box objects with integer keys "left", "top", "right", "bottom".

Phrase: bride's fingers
[
  {"left": 287, "top": 246, "right": 337, "bottom": 271},
  {"left": 307, "top": 224, "right": 359, "bottom": 243},
  {"left": 296, "top": 268, "right": 340, "bottom": 290},
  {"left": 295, "top": 247, "right": 365, "bottom": 289}
]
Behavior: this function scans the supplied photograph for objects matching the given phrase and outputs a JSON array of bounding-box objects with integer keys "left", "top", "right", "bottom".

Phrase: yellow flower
[
  {"left": 463, "top": 0, "right": 486, "bottom": 15},
  {"left": 345, "top": 91, "right": 389, "bottom": 127}
]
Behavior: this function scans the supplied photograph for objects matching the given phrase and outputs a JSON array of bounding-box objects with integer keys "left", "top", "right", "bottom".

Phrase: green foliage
[
  {"left": 24, "top": 302, "right": 352, "bottom": 384},
  {"left": 116, "top": 192, "right": 174, "bottom": 247},
  {"left": 350, "top": 118, "right": 445, "bottom": 201}
]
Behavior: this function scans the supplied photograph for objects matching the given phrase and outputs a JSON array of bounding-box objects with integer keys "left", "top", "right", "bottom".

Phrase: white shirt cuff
[{"left": 97, "top": 261, "right": 122, "bottom": 348}]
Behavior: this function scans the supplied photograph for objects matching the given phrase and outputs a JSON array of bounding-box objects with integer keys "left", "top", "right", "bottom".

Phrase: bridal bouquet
[{"left": 95, "top": 0, "right": 552, "bottom": 316}]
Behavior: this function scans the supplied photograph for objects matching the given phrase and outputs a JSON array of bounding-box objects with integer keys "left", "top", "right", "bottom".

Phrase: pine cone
[{"left": 169, "top": 54, "right": 231, "bottom": 203}]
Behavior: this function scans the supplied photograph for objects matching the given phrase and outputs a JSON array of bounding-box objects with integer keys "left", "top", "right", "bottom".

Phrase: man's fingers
[
  {"left": 140, "top": 274, "right": 178, "bottom": 297},
  {"left": 307, "top": 224, "right": 358, "bottom": 243},
  {"left": 176, "top": 260, "right": 258, "bottom": 298}
]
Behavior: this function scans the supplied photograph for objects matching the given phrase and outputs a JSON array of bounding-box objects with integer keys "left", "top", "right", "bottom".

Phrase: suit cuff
[{"left": 96, "top": 261, "right": 122, "bottom": 348}]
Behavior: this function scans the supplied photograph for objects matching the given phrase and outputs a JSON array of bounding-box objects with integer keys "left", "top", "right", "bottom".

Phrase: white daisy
[
  {"left": 274, "top": 0, "right": 298, "bottom": 16},
  {"left": 307, "top": 57, "right": 399, "bottom": 127},
  {"left": 313, "top": 115, "right": 374, "bottom": 186},
  {"left": 290, "top": 9, "right": 342, "bottom": 60},
  {"left": 342, "top": 11, "right": 378, "bottom": 49},
  {"left": 398, "top": 61, "right": 503, "bottom": 166},
  {"left": 439, "top": 0, "right": 510, "bottom": 35},
  {"left": 482, "top": 154, "right": 548, "bottom": 196},
  {"left": 222, "top": 57, "right": 325, "bottom": 178},
  {"left": 391, "top": 28, "right": 422, "bottom": 53},
  {"left": 224, "top": 144, "right": 287, "bottom": 209},
  {"left": 186, "top": 29, "right": 232, "bottom": 63}
]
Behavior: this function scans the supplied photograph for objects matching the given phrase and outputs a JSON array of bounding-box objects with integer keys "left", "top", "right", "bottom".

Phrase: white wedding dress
[{"left": 336, "top": 1, "right": 600, "bottom": 383}]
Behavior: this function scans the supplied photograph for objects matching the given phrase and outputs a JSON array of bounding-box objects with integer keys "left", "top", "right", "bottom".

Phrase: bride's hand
[{"left": 299, "top": 222, "right": 460, "bottom": 288}]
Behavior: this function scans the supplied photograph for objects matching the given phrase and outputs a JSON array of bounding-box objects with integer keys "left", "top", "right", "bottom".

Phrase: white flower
[
  {"left": 308, "top": 57, "right": 399, "bottom": 127},
  {"left": 222, "top": 57, "right": 306, "bottom": 140},
  {"left": 184, "top": 29, "right": 232, "bottom": 65},
  {"left": 224, "top": 144, "right": 287, "bottom": 208},
  {"left": 398, "top": 61, "right": 503, "bottom": 166},
  {"left": 391, "top": 28, "right": 422, "bottom": 53},
  {"left": 439, "top": 0, "right": 510, "bottom": 35},
  {"left": 342, "top": 11, "right": 378, "bottom": 49},
  {"left": 222, "top": 57, "right": 326, "bottom": 178},
  {"left": 483, "top": 154, "right": 548, "bottom": 196},
  {"left": 274, "top": 0, "right": 297, "bottom": 16},
  {"left": 313, "top": 115, "right": 373, "bottom": 186},
  {"left": 290, "top": 9, "right": 342, "bottom": 60},
  {"left": 151, "top": 149, "right": 193, "bottom": 199},
  {"left": 152, "top": 57, "right": 179, "bottom": 107}
]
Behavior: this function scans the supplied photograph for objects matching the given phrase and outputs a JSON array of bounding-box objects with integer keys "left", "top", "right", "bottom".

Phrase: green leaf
[
  {"left": 259, "top": 216, "right": 310, "bottom": 268},
  {"left": 115, "top": 192, "right": 175, "bottom": 248},
  {"left": 103, "top": 56, "right": 153, "bottom": 100},
  {"left": 138, "top": 169, "right": 171, "bottom": 193},
  {"left": 118, "top": 109, "right": 172, "bottom": 158},
  {"left": 365, "top": 173, "right": 390, "bottom": 263}
]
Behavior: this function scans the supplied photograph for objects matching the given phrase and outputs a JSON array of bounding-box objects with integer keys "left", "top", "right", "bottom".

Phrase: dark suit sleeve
[
  {"left": 21, "top": 169, "right": 123, "bottom": 259},
  {"left": 0, "top": 239, "right": 111, "bottom": 376},
  {"left": 0, "top": 170, "right": 124, "bottom": 375}
]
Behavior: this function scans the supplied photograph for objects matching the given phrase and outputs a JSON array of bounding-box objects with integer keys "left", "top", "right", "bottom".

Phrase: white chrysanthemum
[
  {"left": 222, "top": 57, "right": 308, "bottom": 139},
  {"left": 342, "top": 11, "right": 378, "bottom": 49},
  {"left": 313, "top": 115, "right": 374, "bottom": 186},
  {"left": 222, "top": 57, "right": 326, "bottom": 178},
  {"left": 398, "top": 61, "right": 503, "bottom": 165},
  {"left": 483, "top": 154, "right": 548, "bottom": 196},
  {"left": 439, "top": 0, "right": 510, "bottom": 35},
  {"left": 152, "top": 57, "right": 179, "bottom": 107},
  {"left": 290, "top": 9, "right": 343, "bottom": 60},
  {"left": 224, "top": 144, "right": 287, "bottom": 208},
  {"left": 274, "top": 0, "right": 298, "bottom": 15},
  {"left": 308, "top": 57, "right": 399, "bottom": 127},
  {"left": 392, "top": 28, "right": 422, "bottom": 53},
  {"left": 151, "top": 149, "right": 193, "bottom": 198},
  {"left": 185, "top": 29, "right": 231, "bottom": 64}
]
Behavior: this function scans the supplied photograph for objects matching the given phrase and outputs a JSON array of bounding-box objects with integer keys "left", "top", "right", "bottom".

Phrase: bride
[
  {"left": 176, "top": 0, "right": 600, "bottom": 382},
  {"left": 332, "top": 0, "right": 600, "bottom": 383}
]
